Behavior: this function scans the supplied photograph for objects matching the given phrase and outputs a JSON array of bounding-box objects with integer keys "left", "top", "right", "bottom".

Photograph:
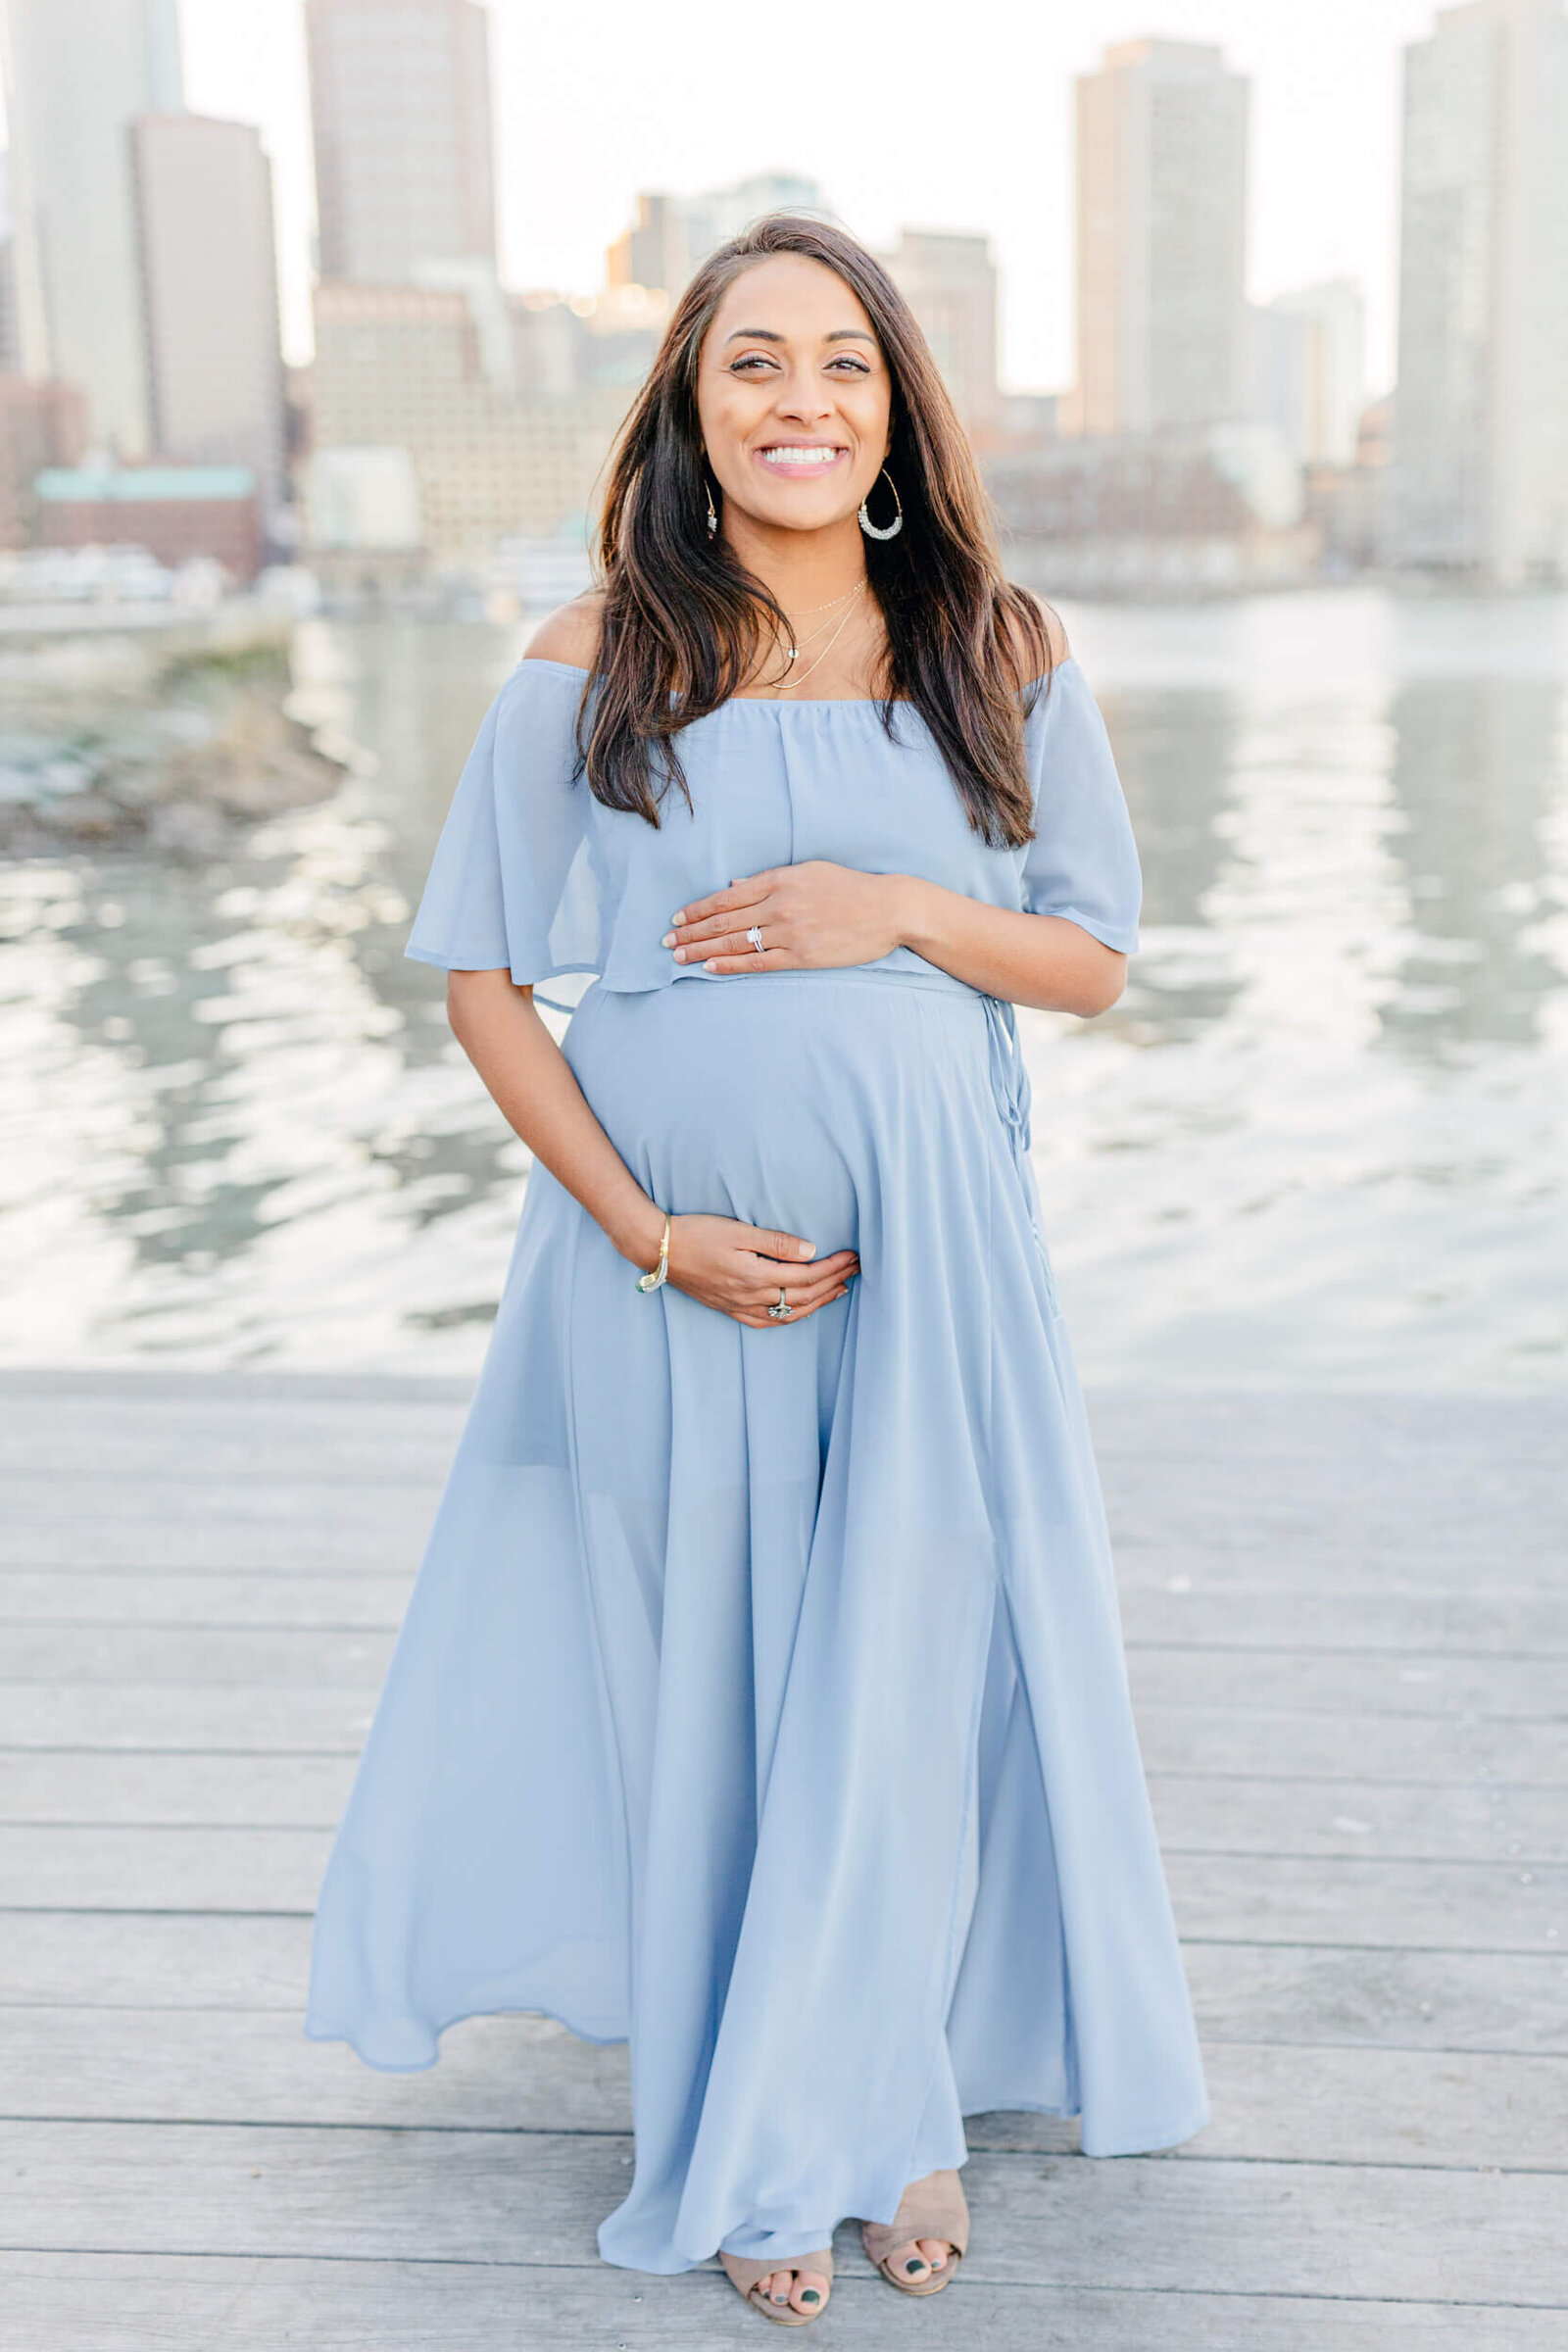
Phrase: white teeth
[{"left": 760, "top": 446, "right": 842, "bottom": 467}]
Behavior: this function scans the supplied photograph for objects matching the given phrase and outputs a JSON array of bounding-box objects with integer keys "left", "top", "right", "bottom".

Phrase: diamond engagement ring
[
  {"left": 767, "top": 1288, "right": 793, "bottom": 1320},
  {"left": 747, "top": 924, "right": 765, "bottom": 956}
]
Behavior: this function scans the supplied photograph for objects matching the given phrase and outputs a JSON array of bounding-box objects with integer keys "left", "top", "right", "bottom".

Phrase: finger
[
  {"left": 668, "top": 902, "right": 770, "bottom": 946},
  {"left": 701, "top": 950, "right": 799, "bottom": 975},
  {"left": 669, "top": 872, "right": 779, "bottom": 928},
  {"left": 671, "top": 928, "right": 770, "bottom": 965},
  {"left": 741, "top": 1226, "right": 818, "bottom": 1263},
  {"left": 759, "top": 1286, "right": 850, "bottom": 1327}
]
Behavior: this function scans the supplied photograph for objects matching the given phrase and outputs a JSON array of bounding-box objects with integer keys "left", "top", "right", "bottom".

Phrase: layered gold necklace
[{"left": 769, "top": 577, "right": 869, "bottom": 695}]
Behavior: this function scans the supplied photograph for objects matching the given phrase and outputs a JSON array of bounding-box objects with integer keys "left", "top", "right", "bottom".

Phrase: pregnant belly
[{"left": 562, "top": 972, "right": 996, "bottom": 1261}]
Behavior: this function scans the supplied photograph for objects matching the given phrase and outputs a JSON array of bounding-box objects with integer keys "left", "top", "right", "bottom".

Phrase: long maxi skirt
[{"left": 306, "top": 967, "right": 1209, "bottom": 2274}]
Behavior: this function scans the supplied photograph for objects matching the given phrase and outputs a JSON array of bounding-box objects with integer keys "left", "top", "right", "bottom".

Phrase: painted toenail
[
  {"left": 906, "top": 2258, "right": 925, "bottom": 2274},
  {"left": 801, "top": 2288, "right": 820, "bottom": 2304}
]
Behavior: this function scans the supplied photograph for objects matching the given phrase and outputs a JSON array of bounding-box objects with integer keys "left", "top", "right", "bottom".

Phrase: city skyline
[{"left": 106, "top": 0, "right": 1443, "bottom": 393}]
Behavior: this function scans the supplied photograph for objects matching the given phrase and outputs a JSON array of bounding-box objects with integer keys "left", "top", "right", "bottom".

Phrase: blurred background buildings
[{"left": 0, "top": 0, "right": 1564, "bottom": 602}]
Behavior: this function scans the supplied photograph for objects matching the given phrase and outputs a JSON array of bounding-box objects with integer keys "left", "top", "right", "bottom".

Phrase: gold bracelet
[{"left": 634, "top": 1212, "right": 671, "bottom": 1293}]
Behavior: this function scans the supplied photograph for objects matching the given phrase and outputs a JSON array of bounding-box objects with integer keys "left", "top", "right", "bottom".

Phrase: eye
[
  {"left": 827, "top": 355, "right": 872, "bottom": 375},
  {"left": 727, "top": 353, "right": 779, "bottom": 374}
]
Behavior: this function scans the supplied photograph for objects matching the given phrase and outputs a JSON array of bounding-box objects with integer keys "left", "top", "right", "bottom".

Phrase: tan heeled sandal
[
  {"left": 861, "top": 2167, "right": 969, "bottom": 2297},
  {"left": 718, "top": 2248, "right": 833, "bottom": 2328}
]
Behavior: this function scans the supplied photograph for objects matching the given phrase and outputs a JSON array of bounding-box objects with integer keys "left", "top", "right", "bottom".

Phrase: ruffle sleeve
[
  {"left": 1019, "top": 657, "right": 1142, "bottom": 956},
  {"left": 406, "top": 661, "right": 601, "bottom": 992}
]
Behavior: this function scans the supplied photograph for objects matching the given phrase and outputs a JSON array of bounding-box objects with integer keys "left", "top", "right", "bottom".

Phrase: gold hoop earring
[{"left": 858, "top": 466, "right": 904, "bottom": 542}]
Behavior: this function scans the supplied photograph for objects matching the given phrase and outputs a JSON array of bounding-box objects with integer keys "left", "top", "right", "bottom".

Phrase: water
[{"left": 3, "top": 589, "right": 1565, "bottom": 1386}]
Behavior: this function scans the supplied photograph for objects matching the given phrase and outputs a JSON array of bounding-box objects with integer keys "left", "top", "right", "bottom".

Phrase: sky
[{"left": 169, "top": 1, "right": 1439, "bottom": 393}]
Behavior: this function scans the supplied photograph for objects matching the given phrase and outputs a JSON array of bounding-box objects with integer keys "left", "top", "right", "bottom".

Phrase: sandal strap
[
  {"left": 861, "top": 2169, "right": 970, "bottom": 2267},
  {"left": 719, "top": 2249, "right": 834, "bottom": 2294}
]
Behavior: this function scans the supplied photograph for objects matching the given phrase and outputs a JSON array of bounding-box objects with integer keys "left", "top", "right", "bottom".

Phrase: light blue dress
[{"left": 306, "top": 655, "right": 1208, "bottom": 2274}]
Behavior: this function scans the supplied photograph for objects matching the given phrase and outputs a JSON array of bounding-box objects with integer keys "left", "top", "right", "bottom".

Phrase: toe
[
  {"left": 791, "top": 2268, "right": 829, "bottom": 2315},
  {"left": 762, "top": 2271, "right": 792, "bottom": 2307},
  {"left": 891, "top": 2238, "right": 931, "bottom": 2280},
  {"left": 917, "top": 2236, "right": 952, "bottom": 2271}
]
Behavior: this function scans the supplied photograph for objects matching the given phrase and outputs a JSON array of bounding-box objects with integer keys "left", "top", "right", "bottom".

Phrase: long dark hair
[{"left": 583, "top": 214, "right": 1053, "bottom": 849}]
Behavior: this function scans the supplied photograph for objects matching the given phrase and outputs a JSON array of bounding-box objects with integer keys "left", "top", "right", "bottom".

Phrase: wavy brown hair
[{"left": 582, "top": 214, "right": 1054, "bottom": 849}]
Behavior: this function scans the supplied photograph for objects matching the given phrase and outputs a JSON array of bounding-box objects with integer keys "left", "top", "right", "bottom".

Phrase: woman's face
[{"left": 695, "top": 255, "right": 894, "bottom": 538}]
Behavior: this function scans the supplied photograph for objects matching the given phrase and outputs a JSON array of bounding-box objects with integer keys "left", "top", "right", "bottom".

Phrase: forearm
[
  {"left": 891, "top": 877, "right": 1127, "bottom": 1016},
  {"left": 445, "top": 970, "right": 663, "bottom": 1268}
]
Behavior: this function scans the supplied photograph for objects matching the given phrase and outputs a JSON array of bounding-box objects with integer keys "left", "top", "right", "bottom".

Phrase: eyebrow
[{"left": 722, "top": 326, "right": 876, "bottom": 346}]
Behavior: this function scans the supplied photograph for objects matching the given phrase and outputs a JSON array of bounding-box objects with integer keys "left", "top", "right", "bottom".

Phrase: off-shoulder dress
[{"left": 306, "top": 655, "right": 1208, "bottom": 2275}]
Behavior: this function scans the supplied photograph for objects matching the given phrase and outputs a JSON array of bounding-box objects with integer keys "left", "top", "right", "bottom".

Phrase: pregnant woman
[{"left": 307, "top": 214, "right": 1206, "bottom": 2325}]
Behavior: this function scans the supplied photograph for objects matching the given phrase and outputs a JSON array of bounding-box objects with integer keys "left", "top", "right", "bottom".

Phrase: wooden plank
[
  {"left": 3, "top": 2124, "right": 1564, "bottom": 2303},
  {"left": 1124, "top": 1588, "right": 1568, "bottom": 1654},
  {"left": 0, "top": 1476, "right": 439, "bottom": 1535},
  {"left": 0, "top": 1627, "right": 396, "bottom": 1687},
  {"left": 0, "top": 1574, "right": 411, "bottom": 1627},
  {"left": 0, "top": 1824, "right": 328, "bottom": 1911},
  {"left": 1148, "top": 1774, "right": 1568, "bottom": 1862},
  {"left": 1126, "top": 1647, "right": 1568, "bottom": 1720},
  {"left": 0, "top": 1751, "right": 356, "bottom": 1826},
  {"left": 7, "top": 1826, "right": 1565, "bottom": 1946},
  {"left": 14, "top": 1752, "right": 1565, "bottom": 1859},
  {"left": 1184, "top": 1941, "right": 1568, "bottom": 2055},
  {"left": 3, "top": 2253, "right": 1558, "bottom": 2352},
  {"left": 5, "top": 2006, "right": 1565, "bottom": 2174},
  {"left": 0, "top": 1685, "right": 372, "bottom": 1751},
  {"left": 1136, "top": 1704, "right": 1568, "bottom": 1786},
  {"left": 11, "top": 1912, "right": 1565, "bottom": 2058},
  {"left": 0, "top": 1523, "right": 424, "bottom": 1572},
  {"left": 10, "top": 1625, "right": 1565, "bottom": 1716},
  {"left": 0, "top": 1911, "right": 313, "bottom": 2008},
  {"left": 1167, "top": 1853, "right": 1568, "bottom": 1952}
]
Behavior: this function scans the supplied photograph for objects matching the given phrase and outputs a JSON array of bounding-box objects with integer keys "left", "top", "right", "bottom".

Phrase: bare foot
[
  {"left": 880, "top": 2235, "right": 954, "bottom": 2285},
  {"left": 755, "top": 2263, "right": 831, "bottom": 2318}
]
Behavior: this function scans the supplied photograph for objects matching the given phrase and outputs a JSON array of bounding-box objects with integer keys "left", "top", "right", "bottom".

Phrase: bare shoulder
[
  {"left": 522, "top": 591, "right": 605, "bottom": 670},
  {"left": 1003, "top": 585, "right": 1070, "bottom": 677}
]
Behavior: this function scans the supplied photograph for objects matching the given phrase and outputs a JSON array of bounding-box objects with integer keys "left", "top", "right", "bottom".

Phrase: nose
[{"left": 773, "top": 365, "right": 835, "bottom": 427}]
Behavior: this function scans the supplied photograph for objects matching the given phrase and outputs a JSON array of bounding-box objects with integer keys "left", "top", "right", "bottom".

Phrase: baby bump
[{"left": 570, "top": 971, "right": 1004, "bottom": 1258}]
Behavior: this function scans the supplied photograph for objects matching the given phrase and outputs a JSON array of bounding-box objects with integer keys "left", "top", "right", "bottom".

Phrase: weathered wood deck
[{"left": 0, "top": 1370, "right": 1562, "bottom": 2349}]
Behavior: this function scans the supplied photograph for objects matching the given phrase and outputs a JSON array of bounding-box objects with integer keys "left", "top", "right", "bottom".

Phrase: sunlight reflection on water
[{"left": 3, "top": 590, "right": 1565, "bottom": 1385}]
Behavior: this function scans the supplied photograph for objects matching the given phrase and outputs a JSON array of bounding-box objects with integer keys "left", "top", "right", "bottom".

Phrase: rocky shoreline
[{"left": 0, "top": 611, "right": 352, "bottom": 859}]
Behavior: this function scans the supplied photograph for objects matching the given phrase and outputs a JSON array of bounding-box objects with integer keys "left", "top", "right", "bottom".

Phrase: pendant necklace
[{"left": 773, "top": 579, "right": 869, "bottom": 694}]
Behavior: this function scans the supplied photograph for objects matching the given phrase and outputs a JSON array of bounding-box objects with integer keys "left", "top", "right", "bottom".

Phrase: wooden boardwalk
[{"left": 0, "top": 1368, "right": 1563, "bottom": 2349}]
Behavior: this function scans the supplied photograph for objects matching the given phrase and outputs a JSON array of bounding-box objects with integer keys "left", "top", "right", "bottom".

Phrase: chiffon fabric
[{"left": 306, "top": 656, "right": 1208, "bottom": 2274}]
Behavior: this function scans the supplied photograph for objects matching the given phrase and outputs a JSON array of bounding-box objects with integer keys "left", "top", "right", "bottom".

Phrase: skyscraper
[
  {"left": 130, "top": 116, "right": 286, "bottom": 512},
  {"left": 1065, "top": 37, "right": 1249, "bottom": 439},
  {"left": 1248, "top": 280, "right": 1367, "bottom": 470},
  {"left": 0, "top": 0, "right": 183, "bottom": 458},
  {"left": 1387, "top": 0, "right": 1568, "bottom": 583},
  {"left": 305, "top": 0, "right": 497, "bottom": 285},
  {"left": 885, "top": 230, "right": 1000, "bottom": 429}
]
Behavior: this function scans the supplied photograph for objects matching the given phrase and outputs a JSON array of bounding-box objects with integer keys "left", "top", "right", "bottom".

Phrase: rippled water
[{"left": 3, "top": 589, "right": 1565, "bottom": 1385}]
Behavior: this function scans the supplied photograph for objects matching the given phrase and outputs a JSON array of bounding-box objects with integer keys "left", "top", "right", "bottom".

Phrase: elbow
[
  {"left": 1067, "top": 949, "right": 1128, "bottom": 1020},
  {"left": 445, "top": 965, "right": 526, "bottom": 1048}
]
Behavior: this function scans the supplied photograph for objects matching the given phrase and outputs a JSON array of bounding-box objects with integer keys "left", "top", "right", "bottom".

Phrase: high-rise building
[
  {"left": 0, "top": 152, "right": 19, "bottom": 373},
  {"left": 607, "top": 174, "right": 827, "bottom": 299},
  {"left": 1065, "top": 37, "right": 1249, "bottom": 439},
  {"left": 885, "top": 229, "right": 999, "bottom": 428},
  {"left": 310, "top": 281, "right": 632, "bottom": 560},
  {"left": 1387, "top": 0, "right": 1568, "bottom": 583},
  {"left": 305, "top": 0, "right": 497, "bottom": 284},
  {"left": 0, "top": 0, "right": 183, "bottom": 458},
  {"left": 130, "top": 116, "right": 286, "bottom": 513},
  {"left": 1247, "top": 280, "right": 1367, "bottom": 469}
]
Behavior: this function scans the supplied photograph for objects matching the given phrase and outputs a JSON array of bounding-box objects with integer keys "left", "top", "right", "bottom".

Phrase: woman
[{"left": 307, "top": 214, "right": 1207, "bottom": 2326}]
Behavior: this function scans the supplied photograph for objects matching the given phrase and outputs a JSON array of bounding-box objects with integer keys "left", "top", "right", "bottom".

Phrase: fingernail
[
  {"left": 661, "top": 931, "right": 675, "bottom": 948},
  {"left": 671, "top": 910, "right": 685, "bottom": 924},
  {"left": 704, "top": 959, "right": 718, "bottom": 971},
  {"left": 799, "top": 1242, "right": 814, "bottom": 1258},
  {"left": 673, "top": 948, "right": 687, "bottom": 962}
]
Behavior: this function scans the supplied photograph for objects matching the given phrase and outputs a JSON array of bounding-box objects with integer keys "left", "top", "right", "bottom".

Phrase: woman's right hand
[{"left": 663, "top": 1214, "right": 859, "bottom": 1328}]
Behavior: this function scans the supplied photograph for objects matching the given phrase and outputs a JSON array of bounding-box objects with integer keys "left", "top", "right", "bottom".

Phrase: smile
[{"left": 757, "top": 445, "right": 848, "bottom": 470}]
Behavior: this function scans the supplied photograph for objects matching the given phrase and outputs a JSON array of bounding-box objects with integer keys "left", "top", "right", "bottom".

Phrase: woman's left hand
[{"left": 663, "top": 863, "right": 908, "bottom": 974}]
